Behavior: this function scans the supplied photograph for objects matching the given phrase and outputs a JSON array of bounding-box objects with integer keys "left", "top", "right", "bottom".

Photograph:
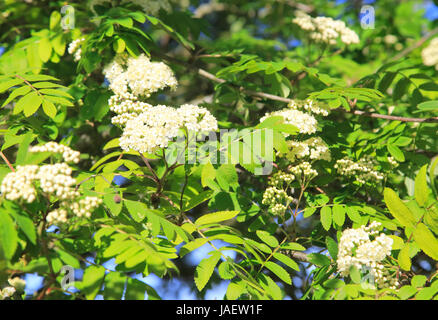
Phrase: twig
[
  {"left": 390, "top": 26, "right": 438, "bottom": 62},
  {"left": 156, "top": 52, "right": 438, "bottom": 123},
  {"left": 0, "top": 151, "right": 14, "bottom": 172}
]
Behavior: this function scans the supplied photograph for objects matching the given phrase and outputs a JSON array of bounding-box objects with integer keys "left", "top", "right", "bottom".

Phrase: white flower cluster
[
  {"left": 260, "top": 108, "right": 318, "bottom": 135},
  {"left": 289, "top": 161, "right": 318, "bottom": 179},
  {"left": 46, "top": 208, "right": 68, "bottom": 225},
  {"left": 68, "top": 37, "right": 85, "bottom": 62},
  {"left": 387, "top": 156, "right": 398, "bottom": 168},
  {"left": 103, "top": 53, "right": 178, "bottom": 99},
  {"left": 0, "top": 277, "right": 26, "bottom": 300},
  {"left": 262, "top": 171, "right": 295, "bottom": 216},
  {"left": 108, "top": 94, "right": 153, "bottom": 126},
  {"left": 29, "top": 142, "right": 81, "bottom": 163},
  {"left": 0, "top": 286, "right": 15, "bottom": 300},
  {"left": 269, "top": 171, "right": 295, "bottom": 188},
  {"left": 69, "top": 196, "right": 103, "bottom": 218},
  {"left": 337, "top": 221, "right": 397, "bottom": 289},
  {"left": 262, "top": 186, "right": 293, "bottom": 216},
  {"left": 1, "top": 165, "right": 39, "bottom": 202},
  {"left": 0, "top": 146, "right": 101, "bottom": 225},
  {"left": 1, "top": 163, "right": 79, "bottom": 203},
  {"left": 47, "top": 196, "right": 103, "bottom": 225},
  {"left": 293, "top": 12, "right": 359, "bottom": 45},
  {"left": 119, "top": 104, "right": 218, "bottom": 154},
  {"left": 288, "top": 99, "right": 329, "bottom": 116},
  {"left": 421, "top": 38, "right": 438, "bottom": 70},
  {"left": 37, "top": 163, "right": 79, "bottom": 199},
  {"left": 287, "top": 137, "right": 331, "bottom": 162},
  {"left": 334, "top": 156, "right": 384, "bottom": 184}
]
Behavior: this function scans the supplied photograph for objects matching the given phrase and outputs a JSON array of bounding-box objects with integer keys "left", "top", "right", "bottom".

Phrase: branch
[
  {"left": 349, "top": 110, "right": 438, "bottom": 123},
  {"left": 286, "top": 250, "right": 309, "bottom": 263},
  {"left": 390, "top": 26, "right": 438, "bottom": 62},
  {"left": 156, "top": 52, "right": 438, "bottom": 123},
  {"left": 0, "top": 151, "right": 15, "bottom": 172}
]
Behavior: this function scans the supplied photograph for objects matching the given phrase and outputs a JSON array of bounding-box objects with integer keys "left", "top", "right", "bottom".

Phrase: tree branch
[{"left": 155, "top": 52, "right": 438, "bottom": 123}]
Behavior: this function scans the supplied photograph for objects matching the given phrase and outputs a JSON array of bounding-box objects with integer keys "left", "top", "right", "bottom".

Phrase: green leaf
[
  {"left": 103, "top": 272, "right": 126, "bottom": 300},
  {"left": 413, "top": 223, "right": 438, "bottom": 260},
  {"left": 419, "top": 82, "right": 438, "bottom": 91},
  {"left": 195, "top": 210, "right": 239, "bottom": 226},
  {"left": 113, "top": 38, "right": 126, "bottom": 54},
  {"left": 332, "top": 205, "right": 346, "bottom": 227},
  {"left": 103, "top": 193, "right": 123, "bottom": 216},
  {"left": 179, "top": 238, "right": 208, "bottom": 257},
  {"left": 417, "top": 100, "right": 438, "bottom": 112},
  {"left": 273, "top": 252, "right": 300, "bottom": 271},
  {"left": 218, "top": 261, "right": 236, "bottom": 280},
  {"left": 2, "top": 85, "right": 31, "bottom": 107},
  {"left": 226, "top": 281, "right": 246, "bottom": 300},
  {"left": 397, "top": 285, "right": 417, "bottom": 299},
  {"left": 387, "top": 143, "right": 405, "bottom": 162},
  {"left": 50, "top": 11, "right": 61, "bottom": 30},
  {"left": 14, "top": 91, "right": 43, "bottom": 116},
  {"left": 201, "top": 162, "right": 216, "bottom": 188},
  {"left": 264, "top": 261, "right": 291, "bottom": 284},
  {"left": 42, "top": 99, "right": 57, "bottom": 118},
  {"left": 384, "top": 188, "right": 416, "bottom": 228},
  {"left": 125, "top": 278, "right": 148, "bottom": 300},
  {"left": 256, "top": 230, "right": 279, "bottom": 247},
  {"left": 257, "top": 273, "right": 282, "bottom": 300},
  {"left": 45, "top": 95, "right": 74, "bottom": 107},
  {"left": 124, "top": 200, "right": 147, "bottom": 222},
  {"left": 303, "top": 207, "right": 316, "bottom": 218},
  {"left": 411, "top": 275, "right": 427, "bottom": 288},
  {"left": 183, "top": 190, "right": 214, "bottom": 211},
  {"left": 0, "top": 78, "right": 25, "bottom": 93},
  {"left": 216, "top": 164, "right": 239, "bottom": 191},
  {"left": 280, "top": 242, "right": 306, "bottom": 251},
  {"left": 398, "top": 244, "right": 411, "bottom": 271},
  {"left": 39, "top": 88, "right": 73, "bottom": 99},
  {"left": 325, "top": 236, "right": 338, "bottom": 260},
  {"left": 194, "top": 251, "right": 222, "bottom": 291},
  {"left": 414, "top": 164, "right": 430, "bottom": 207},
  {"left": 38, "top": 37, "right": 52, "bottom": 63},
  {"left": 320, "top": 206, "right": 332, "bottom": 231},
  {"left": 10, "top": 210, "right": 36, "bottom": 245},
  {"left": 307, "top": 253, "right": 331, "bottom": 267},
  {"left": 0, "top": 211, "right": 18, "bottom": 260}
]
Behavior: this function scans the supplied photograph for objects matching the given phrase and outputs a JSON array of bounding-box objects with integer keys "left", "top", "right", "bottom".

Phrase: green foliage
[{"left": 0, "top": 0, "right": 437, "bottom": 302}]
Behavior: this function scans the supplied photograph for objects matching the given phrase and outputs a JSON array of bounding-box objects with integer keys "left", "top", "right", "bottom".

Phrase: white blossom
[
  {"left": 288, "top": 137, "right": 331, "bottom": 162},
  {"left": 422, "top": 38, "right": 438, "bottom": 70},
  {"left": 334, "top": 156, "right": 384, "bottom": 184},
  {"left": 0, "top": 165, "right": 39, "bottom": 203},
  {"left": 8, "top": 277, "right": 26, "bottom": 292},
  {"left": 0, "top": 286, "right": 16, "bottom": 299},
  {"left": 119, "top": 104, "right": 218, "bottom": 154},
  {"left": 293, "top": 12, "right": 359, "bottom": 46},
  {"left": 260, "top": 108, "right": 318, "bottom": 135},
  {"left": 30, "top": 142, "right": 81, "bottom": 163},
  {"left": 68, "top": 37, "right": 85, "bottom": 62},
  {"left": 289, "top": 161, "right": 318, "bottom": 179},
  {"left": 337, "top": 221, "right": 397, "bottom": 289},
  {"left": 103, "top": 53, "right": 177, "bottom": 99},
  {"left": 288, "top": 99, "right": 329, "bottom": 116}
]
